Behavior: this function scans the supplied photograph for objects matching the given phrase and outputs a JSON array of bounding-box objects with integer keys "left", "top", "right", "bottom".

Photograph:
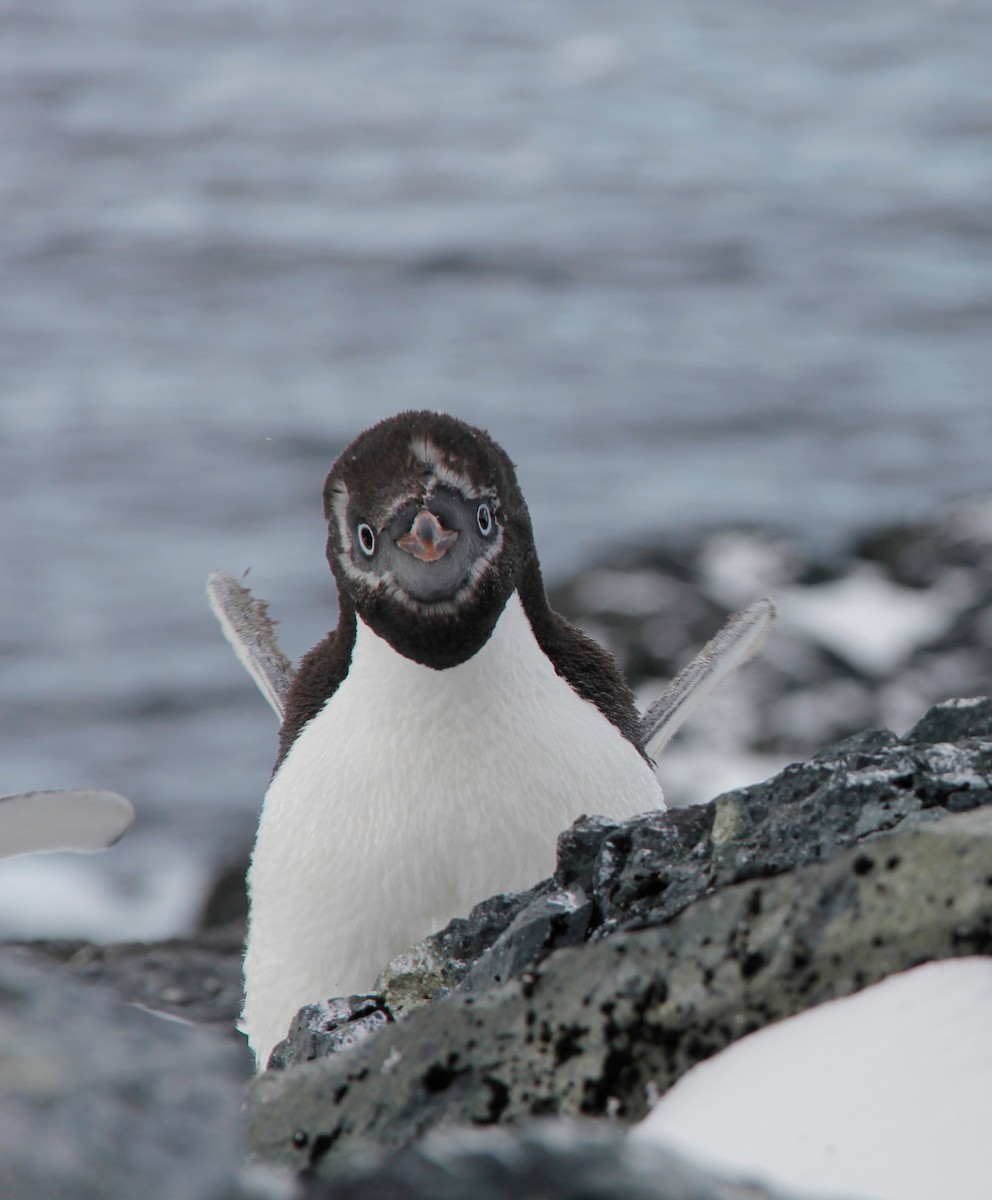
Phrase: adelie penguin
[{"left": 209, "top": 411, "right": 774, "bottom": 1069}]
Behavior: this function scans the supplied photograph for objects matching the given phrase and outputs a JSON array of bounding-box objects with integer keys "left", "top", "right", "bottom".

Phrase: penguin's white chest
[{"left": 242, "top": 592, "right": 663, "bottom": 1067}]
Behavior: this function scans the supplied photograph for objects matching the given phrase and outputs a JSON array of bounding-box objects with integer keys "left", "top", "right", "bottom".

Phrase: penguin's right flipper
[
  {"left": 207, "top": 571, "right": 296, "bottom": 720},
  {"left": 640, "top": 596, "right": 776, "bottom": 762},
  {"left": 0, "top": 789, "right": 134, "bottom": 859}
]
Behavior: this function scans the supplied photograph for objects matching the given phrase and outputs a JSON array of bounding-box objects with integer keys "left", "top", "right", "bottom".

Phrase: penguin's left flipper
[
  {"left": 640, "top": 596, "right": 776, "bottom": 762},
  {"left": 207, "top": 571, "right": 296, "bottom": 720},
  {"left": 0, "top": 789, "right": 134, "bottom": 860}
]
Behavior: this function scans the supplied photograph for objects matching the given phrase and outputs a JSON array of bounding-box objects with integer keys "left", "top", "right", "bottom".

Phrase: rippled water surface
[{"left": 1, "top": 0, "right": 990, "bottom": 936}]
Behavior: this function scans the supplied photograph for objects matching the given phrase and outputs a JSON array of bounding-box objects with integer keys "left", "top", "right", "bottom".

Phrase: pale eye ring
[
  {"left": 476, "top": 503, "right": 493, "bottom": 536},
  {"left": 357, "top": 523, "right": 376, "bottom": 556}
]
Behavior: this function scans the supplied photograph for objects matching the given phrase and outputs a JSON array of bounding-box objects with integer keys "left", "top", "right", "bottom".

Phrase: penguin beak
[{"left": 396, "top": 509, "right": 459, "bottom": 563}]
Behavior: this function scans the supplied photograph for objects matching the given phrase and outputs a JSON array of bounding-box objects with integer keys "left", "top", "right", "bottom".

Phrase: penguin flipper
[
  {"left": 0, "top": 789, "right": 134, "bottom": 859},
  {"left": 206, "top": 571, "right": 296, "bottom": 720},
  {"left": 640, "top": 596, "right": 776, "bottom": 761}
]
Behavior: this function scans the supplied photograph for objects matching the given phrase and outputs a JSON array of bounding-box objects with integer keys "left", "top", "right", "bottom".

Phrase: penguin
[{"left": 240, "top": 411, "right": 667, "bottom": 1069}]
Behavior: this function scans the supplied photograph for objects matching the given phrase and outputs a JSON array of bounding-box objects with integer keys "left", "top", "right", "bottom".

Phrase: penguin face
[
  {"left": 348, "top": 485, "right": 500, "bottom": 606},
  {"left": 323, "top": 412, "right": 534, "bottom": 667}
]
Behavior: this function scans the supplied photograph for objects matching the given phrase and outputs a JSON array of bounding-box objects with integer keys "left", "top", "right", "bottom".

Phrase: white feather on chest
[{"left": 242, "top": 592, "right": 664, "bottom": 1067}]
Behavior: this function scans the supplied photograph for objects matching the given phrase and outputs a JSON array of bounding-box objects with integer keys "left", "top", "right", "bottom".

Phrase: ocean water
[{"left": 1, "top": 0, "right": 990, "bottom": 939}]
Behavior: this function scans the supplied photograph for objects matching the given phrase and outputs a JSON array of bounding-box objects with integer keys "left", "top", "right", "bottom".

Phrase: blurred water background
[{"left": 1, "top": 0, "right": 990, "bottom": 940}]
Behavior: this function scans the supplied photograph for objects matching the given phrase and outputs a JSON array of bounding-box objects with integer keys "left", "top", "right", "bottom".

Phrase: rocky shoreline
[
  {"left": 3, "top": 504, "right": 991, "bottom": 1199},
  {"left": 247, "top": 699, "right": 992, "bottom": 1174},
  {"left": 4, "top": 695, "right": 989, "bottom": 1199}
]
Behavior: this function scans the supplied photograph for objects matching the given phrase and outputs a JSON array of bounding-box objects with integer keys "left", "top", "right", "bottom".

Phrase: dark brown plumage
[{"left": 275, "top": 411, "right": 645, "bottom": 770}]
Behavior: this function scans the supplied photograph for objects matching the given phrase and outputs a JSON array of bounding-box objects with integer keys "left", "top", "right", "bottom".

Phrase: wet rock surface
[
  {"left": 269, "top": 994, "right": 394, "bottom": 1072},
  {"left": 246, "top": 699, "right": 992, "bottom": 1174}
]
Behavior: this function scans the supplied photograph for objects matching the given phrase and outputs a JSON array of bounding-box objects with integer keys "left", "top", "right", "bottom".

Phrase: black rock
[
  {"left": 269, "top": 994, "right": 394, "bottom": 1071},
  {"left": 372, "top": 888, "right": 540, "bottom": 1017},
  {"left": 199, "top": 850, "right": 252, "bottom": 930},
  {"left": 553, "top": 814, "right": 625, "bottom": 892},
  {"left": 903, "top": 696, "right": 992, "bottom": 744},
  {"left": 595, "top": 720, "right": 991, "bottom": 935},
  {"left": 456, "top": 886, "right": 594, "bottom": 993}
]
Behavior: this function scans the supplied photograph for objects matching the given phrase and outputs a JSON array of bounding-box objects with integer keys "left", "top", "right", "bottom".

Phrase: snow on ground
[
  {"left": 632, "top": 958, "right": 992, "bottom": 1200},
  {"left": 0, "top": 833, "right": 211, "bottom": 942},
  {"left": 777, "top": 564, "right": 974, "bottom": 679}
]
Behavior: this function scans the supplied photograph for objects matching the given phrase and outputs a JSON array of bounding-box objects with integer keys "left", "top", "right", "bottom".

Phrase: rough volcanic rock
[
  {"left": 903, "top": 695, "right": 992, "bottom": 744},
  {"left": 374, "top": 890, "right": 536, "bottom": 1017},
  {"left": 456, "top": 883, "right": 595, "bottom": 995},
  {"left": 246, "top": 803, "right": 992, "bottom": 1171},
  {"left": 0, "top": 945, "right": 250, "bottom": 1200},
  {"left": 591, "top": 710, "right": 991, "bottom": 938},
  {"left": 269, "top": 994, "right": 394, "bottom": 1072},
  {"left": 296, "top": 1120, "right": 788, "bottom": 1200}
]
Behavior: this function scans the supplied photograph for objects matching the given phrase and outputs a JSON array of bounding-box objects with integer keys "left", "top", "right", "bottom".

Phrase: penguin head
[{"left": 323, "top": 412, "right": 535, "bottom": 667}]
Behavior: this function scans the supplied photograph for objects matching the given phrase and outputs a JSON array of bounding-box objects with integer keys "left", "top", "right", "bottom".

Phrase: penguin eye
[
  {"left": 356, "top": 523, "right": 376, "bottom": 557},
  {"left": 476, "top": 503, "right": 493, "bottom": 536}
]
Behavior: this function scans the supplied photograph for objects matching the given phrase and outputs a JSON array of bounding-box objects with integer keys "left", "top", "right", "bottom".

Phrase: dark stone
[
  {"left": 373, "top": 888, "right": 538, "bottom": 1017},
  {"left": 853, "top": 506, "right": 992, "bottom": 587},
  {"left": 592, "top": 804, "right": 717, "bottom": 934},
  {"left": 457, "top": 886, "right": 594, "bottom": 993},
  {"left": 903, "top": 696, "right": 992, "bottom": 744},
  {"left": 554, "top": 814, "right": 625, "bottom": 892},
  {"left": 269, "top": 994, "right": 394, "bottom": 1071},
  {"left": 429, "top": 889, "right": 539, "bottom": 973},
  {"left": 594, "top": 719, "right": 991, "bottom": 937}
]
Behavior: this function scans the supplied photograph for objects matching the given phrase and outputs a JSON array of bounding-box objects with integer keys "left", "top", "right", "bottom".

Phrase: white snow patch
[
  {"left": 698, "top": 531, "right": 797, "bottom": 610},
  {"left": 928, "top": 696, "right": 988, "bottom": 712},
  {"left": 0, "top": 836, "right": 210, "bottom": 942},
  {"left": 779, "top": 563, "right": 974, "bottom": 677},
  {"left": 632, "top": 958, "right": 992, "bottom": 1200}
]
